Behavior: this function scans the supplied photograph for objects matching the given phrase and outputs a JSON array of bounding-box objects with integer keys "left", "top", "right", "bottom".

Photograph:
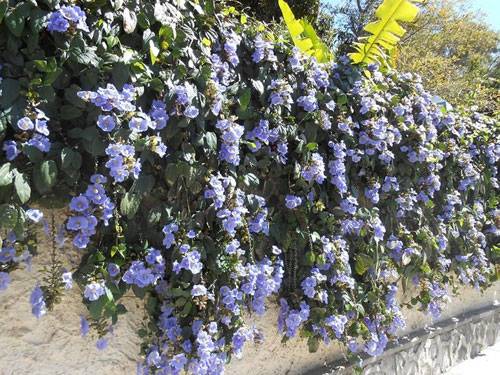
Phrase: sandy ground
[
  {"left": 1, "top": 219, "right": 498, "bottom": 375},
  {"left": 0, "top": 222, "right": 143, "bottom": 375}
]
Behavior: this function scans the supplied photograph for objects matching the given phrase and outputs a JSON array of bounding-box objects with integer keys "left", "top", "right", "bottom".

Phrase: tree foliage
[
  {"left": 325, "top": 0, "right": 499, "bottom": 115},
  {"left": 397, "top": 0, "right": 500, "bottom": 115}
]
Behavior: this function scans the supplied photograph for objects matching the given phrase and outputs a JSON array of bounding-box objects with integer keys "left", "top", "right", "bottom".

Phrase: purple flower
[
  {"left": 285, "top": 195, "right": 302, "bottom": 209},
  {"left": 365, "top": 183, "right": 380, "bottom": 204},
  {"left": 97, "top": 115, "right": 116, "bottom": 132},
  {"left": 70, "top": 195, "right": 89, "bottom": 212},
  {"left": 162, "top": 223, "right": 179, "bottom": 249},
  {"left": 129, "top": 116, "right": 150, "bottom": 132},
  {"left": 0, "top": 272, "right": 11, "bottom": 291},
  {"left": 297, "top": 92, "right": 318, "bottom": 112},
  {"left": 301, "top": 276, "right": 317, "bottom": 298},
  {"left": 325, "top": 315, "right": 348, "bottom": 338},
  {"left": 3, "top": 140, "right": 20, "bottom": 161},
  {"left": 149, "top": 100, "right": 169, "bottom": 129},
  {"left": 47, "top": 12, "right": 70, "bottom": 32},
  {"left": 62, "top": 271, "right": 73, "bottom": 289},
  {"left": 48, "top": 6, "right": 88, "bottom": 33},
  {"left": 191, "top": 284, "right": 207, "bottom": 297},
  {"left": 17, "top": 117, "right": 34, "bottom": 131},
  {"left": 84, "top": 281, "right": 105, "bottom": 301},
  {"left": 96, "top": 337, "right": 108, "bottom": 350},
  {"left": 107, "top": 263, "right": 120, "bottom": 278},
  {"left": 80, "top": 315, "right": 90, "bottom": 337},
  {"left": 340, "top": 196, "right": 358, "bottom": 215},
  {"left": 27, "top": 134, "right": 51, "bottom": 152},
  {"left": 301, "top": 153, "right": 326, "bottom": 184},
  {"left": 30, "top": 285, "right": 47, "bottom": 319},
  {"left": 26, "top": 209, "right": 44, "bottom": 223},
  {"left": 184, "top": 106, "right": 199, "bottom": 119},
  {"left": 174, "top": 250, "right": 203, "bottom": 275}
]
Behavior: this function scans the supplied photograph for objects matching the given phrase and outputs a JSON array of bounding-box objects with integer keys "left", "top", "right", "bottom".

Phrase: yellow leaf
[
  {"left": 278, "top": 0, "right": 332, "bottom": 63},
  {"left": 349, "top": 0, "right": 421, "bottom": 66}
]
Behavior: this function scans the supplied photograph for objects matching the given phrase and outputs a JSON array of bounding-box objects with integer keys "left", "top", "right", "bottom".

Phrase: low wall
[
  {"left": 226, "top": 285, "right": 499, "bottom": 375},
  {"left": 0, "top": 222, "right": 498, "bottom": 375}
]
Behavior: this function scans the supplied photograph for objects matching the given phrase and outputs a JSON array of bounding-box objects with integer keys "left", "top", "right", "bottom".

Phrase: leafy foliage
[{"left": 0, "top": 1, "right": 498, "bottom": 374}]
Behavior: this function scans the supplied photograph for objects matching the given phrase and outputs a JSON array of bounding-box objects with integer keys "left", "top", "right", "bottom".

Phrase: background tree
[
  {"left": 397, "top": 0, "right": 499, "bottom": 115},
  {"left": 323, "top": 0, "right": 499, "bottom": 115}
]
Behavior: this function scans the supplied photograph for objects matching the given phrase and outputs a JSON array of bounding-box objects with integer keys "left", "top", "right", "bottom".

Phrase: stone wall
[{"left": 311, "top": 305, "right": 500, "bottom": 375}]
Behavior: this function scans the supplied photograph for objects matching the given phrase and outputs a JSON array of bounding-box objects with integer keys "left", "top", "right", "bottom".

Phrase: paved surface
[{"left": 446, "top": 341, "right": 500, "bottom": 374}]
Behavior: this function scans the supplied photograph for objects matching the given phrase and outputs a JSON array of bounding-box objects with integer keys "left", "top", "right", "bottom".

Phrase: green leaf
[
  {"left": 307, "top": 336, "right": 320, "bottom": 353},
  {"left": 0, "top": 79, "right": 21, "bottom": 108},
  {"left": 355, "top": 254, "right": 373, "bottom": 275},
  {"left": 5, "top": 6, "right": 27, "bottom": 37},
  {"left": 120, "top": 192, "right": 141, "bottom": 219},
  {"left": 305, "top": 251, "right": 316, "bottom": 266},
  {"left": 60, "top": 147, "right": 83, "bottom": 173},
  {"left": 204, "top": 132, "right": 217, "bottom": 151},
  {"left": 14, "top": 171, "right": 31, "bottom": 204},
  {"left": 251, "top": 80, "right": 265, "bottom": 95},
  {"left": 33, "top": 160, "right": 58, "bottom": 195},
  {"left": 0, "top": 2, "right": 8, "bottom": 24},
  {"left": 0, "top": 204, "right": 18, "bottom": 230},
  {"left": 149, "top": 40, "right": 160, "bottom": 64},
  {"left": 130, "top": 174, "right": 155, "bottom": 196},
  {"left": 88, "top": 297, "right": 107, "bottom": 320},
  {"left": 239, "top": 88, "right": 251, "bottom": 110},
  {"left": 60, "top": 105, "right": 83, "bottom": 120},
  {"left": 306, "top": 142, "right": 318, "bottom": 151},
  {"left": 0, "top": 163, "right": 13, "bottom": 186}
]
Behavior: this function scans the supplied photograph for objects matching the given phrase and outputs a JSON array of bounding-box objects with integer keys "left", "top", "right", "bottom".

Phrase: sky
[{"left": 322, "top": 0, "right": 500, "bottom": 31}]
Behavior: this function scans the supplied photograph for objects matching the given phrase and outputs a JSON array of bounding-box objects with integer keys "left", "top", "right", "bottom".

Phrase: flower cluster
[
  {"left": 47, "top": 5, "right": 88, "bottom": 33},
  {"left": 3, "top": 109, "right": 51, "bottom": 161},
  {"left": 1, "top": 2, "right": 498, "bottom": 375},
  {"left": 66, "top": 175, "right": 115, "bottom": 248}
]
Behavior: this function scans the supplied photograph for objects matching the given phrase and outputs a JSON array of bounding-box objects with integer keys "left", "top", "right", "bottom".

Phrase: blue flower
[
  {"left": 285, "top": 195, "right": 302, "bottom": 209},
  {"left": 184, "top": 105, "right": 199, "bottom": 119},
  {"left": 301, "top": 153, "right": 326, "bottom": 184},
  {"left": 80, "top": 315, "right": 90, "bottom": 337},
  {"left": 340, "top": 196, "right": 358, "bottom": 215},
  {"left": 325, "top": 315, "right": 348, "bottom": 338},
  {"left": 17, "top": 117, "right": 34, "bottom": 131},
  {"left": 47, "top": 12, "right": 69, "bottom": 33},
  {"left": 216, "top": 120, "right": 244, "bottom": 166},
  {"left": 297, "top": 92, "right": 318, "bottom": 112},
  {"left": 30, "top": 285, "right": 47, "bottom": 319},
  {"left": 26, "top": 209, "right": 44, "bottom": 223},
  {"left": 96, "top": 337, "right": 108, "bottom": 350},
  {"left": 0, "top": 272, "right": 11, "bottom": 291},
  {"left": 129, "top": 115, "right": 150, "bottom": 132},
  {"left": 191, "top": 284, "right": 207, "bottom": 297},
  {"left": 107, "top": 263, "right": 120, "bottom": 278},
  {"left": 97, "top": 115, "right": 116, "bottom": 132},
  {"left": 2, "top": 140, "right": 19, "bottom": 161},
  {"left": 62, "top": 271, "right": 73, "bottom": 289},
  {"left": 70, "top": 195, "right": 90, "bottom": 212},
  {"left": 83, "top": 281, "right": 106, "bottom": 301}
]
